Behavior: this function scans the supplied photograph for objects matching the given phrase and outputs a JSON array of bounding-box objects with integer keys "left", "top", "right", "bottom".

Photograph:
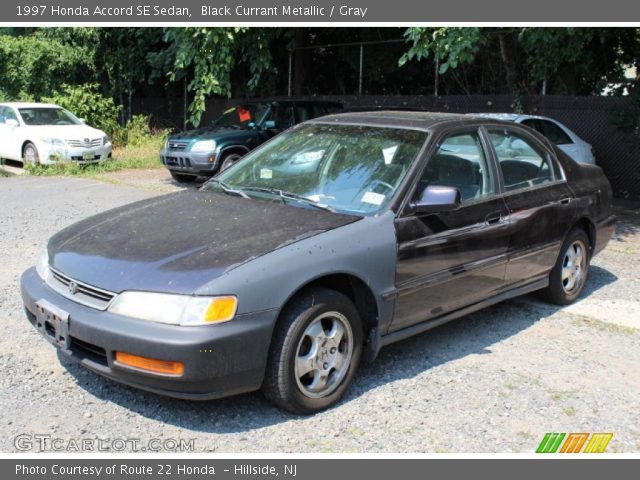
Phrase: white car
[
  {"left": 0, "top": 102, "right": 112, "bottom": 165},
  {"left": 477, "top": 113, "right": 595, "bottom": 165}
]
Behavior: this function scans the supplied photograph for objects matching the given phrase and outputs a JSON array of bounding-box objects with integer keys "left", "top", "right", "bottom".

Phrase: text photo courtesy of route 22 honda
[{"left": 21, "top": 111, "right": 615, "bottom": 414}]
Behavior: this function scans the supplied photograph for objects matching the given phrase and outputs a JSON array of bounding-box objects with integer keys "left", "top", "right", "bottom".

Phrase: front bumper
[
  {"left": 20, "top": 267, "right": 277, "bottom": 400},
  {"left": 39, "top": 143, "right": 113, "bottom": 165},
  {"left": 160, "top": 148, "right": 218, "bottom": 176}
]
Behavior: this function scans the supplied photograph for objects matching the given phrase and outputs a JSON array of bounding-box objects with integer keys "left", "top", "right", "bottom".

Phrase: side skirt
[{"left": 378, "top": 275, "right": 549, "bottom": 349}]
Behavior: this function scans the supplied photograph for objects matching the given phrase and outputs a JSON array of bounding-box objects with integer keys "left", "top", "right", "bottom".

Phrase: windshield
[
  {"left": 18, "top": 107, "right": 82, "bottom": 126},
  {"left": 214, "top": 104, "right": 270, "bottom": 128},
  {"left": 207, "top": 123, "right": 427, "bottom": 215}
]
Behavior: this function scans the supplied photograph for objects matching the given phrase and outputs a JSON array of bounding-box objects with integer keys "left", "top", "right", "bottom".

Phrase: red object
[{"left": 237, "top": 107, "right": 251, "bottom": 123}]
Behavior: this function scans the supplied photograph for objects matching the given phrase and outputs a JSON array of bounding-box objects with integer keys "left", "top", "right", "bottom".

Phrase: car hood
[
  {"left": 26, "top": 124, "right": 106, "bottom": 139},
  {"left": 47, "top": 190, "right": 359, "bottom": 294},
  {"left": 170, "top": 125, "right": 250, "bottom": 142}
]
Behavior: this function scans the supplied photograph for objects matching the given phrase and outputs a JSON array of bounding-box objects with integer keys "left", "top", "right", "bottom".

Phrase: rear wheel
[
  {"left": 23, "top": 142, "right": 40, "bottom": 166},
  {"left": 541, "top": 228, "right": 591, "bottom": 305},
  {"left": 263, "top": 288, "right": 363, "bottom": 414},
  {"left": 169, "top": 171, "right": 197, "bottom": 183}
]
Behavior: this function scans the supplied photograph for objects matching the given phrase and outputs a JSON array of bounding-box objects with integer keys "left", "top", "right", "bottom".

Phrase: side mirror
[
  {"left": 5, "top": 118, "right": 19, "bottom": 127},
  {"left": 410, "top": 185, "right": 461, "bottom": 214},
  {"left": 78, "top": 118, "right": 86, "bottom": 124}
]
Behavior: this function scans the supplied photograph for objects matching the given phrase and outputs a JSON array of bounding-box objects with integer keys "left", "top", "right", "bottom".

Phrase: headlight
[
  {"left": 39, "top": 137, "right": 66, "bottom": 148},
  {"left": 35, "top": 246, "right": 51, "bottom": 282},
  {"left": 102, "top": 136, "right": 110, "bottom": 146},
  {"left": 191, "top": 140, "right": 216, "bottom": 152},
  {"left": 108, "top": 292, "right": 237, "bottom": 326}
]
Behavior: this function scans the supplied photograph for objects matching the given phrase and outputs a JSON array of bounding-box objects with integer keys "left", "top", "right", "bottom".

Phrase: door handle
[
  {"left": 485, "top": 211, "right": 503, "bottom": 225},
  {"left": 559, "top": 197, "right": 572, "bottom": 205}
]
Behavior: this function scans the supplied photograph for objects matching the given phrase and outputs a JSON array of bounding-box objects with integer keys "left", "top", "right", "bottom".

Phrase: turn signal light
[
  {"left": 115, "top": 351, "right": 184, "bottom": 376},
  {"left": 203, "top": 296, "right": 237, "bottom": 323}
]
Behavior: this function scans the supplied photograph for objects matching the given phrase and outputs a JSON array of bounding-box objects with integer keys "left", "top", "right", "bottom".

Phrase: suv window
[
  {"left": 274, "top": 104, "right": 295, "bottom": 130},
  {"left": 417, "top": 131, "right": 494, "bottom": 203},
  {"left": 488, "top": 129, "right": 555, "bottom": 192}
]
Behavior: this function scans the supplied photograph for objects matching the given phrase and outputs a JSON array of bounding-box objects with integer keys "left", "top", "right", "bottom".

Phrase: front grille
[
  {"left": 70, "top": 337, "right": 108, "bottom": 366},
  {"left": 66, "top": 138, "right": 102, "bottom": 148},
  {"left": 47, "top": 268, "right": 116, "bottom": 310},
  {"left": 165, "top": 156, "right": 192, "bottom": 168},
  {"left": 168, "top": 141, "right": 188, "bottom": 151}
]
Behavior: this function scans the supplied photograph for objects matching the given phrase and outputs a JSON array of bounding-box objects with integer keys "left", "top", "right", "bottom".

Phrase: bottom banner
[{"left": 3, "top": 459, "right": 638, "bottom": 480}]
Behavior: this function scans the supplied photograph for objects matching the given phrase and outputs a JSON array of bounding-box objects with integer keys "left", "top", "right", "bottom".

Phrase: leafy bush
[
  {"left": 43, "top": 83, "right": 121, "bottom": 140},
  {"left": 111, "top": 114, "right": 168, "bottom": 148}
]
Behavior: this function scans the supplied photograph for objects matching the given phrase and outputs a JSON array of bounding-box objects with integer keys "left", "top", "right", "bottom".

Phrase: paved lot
[{"left": 0, "top": 175, "right": 638, "bottom": 453}]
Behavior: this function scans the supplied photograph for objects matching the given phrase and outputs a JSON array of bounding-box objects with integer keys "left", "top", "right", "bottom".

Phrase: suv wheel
[
  {"left": 263, "top": 288, "right": 363, "bottom": 414},
  {"left": 220, "top": 153, "right": 243, "bottom": 171}
]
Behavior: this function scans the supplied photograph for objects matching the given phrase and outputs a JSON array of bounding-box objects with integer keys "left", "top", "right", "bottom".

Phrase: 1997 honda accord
[{"left": 21, "top": 111, "right": 616, "bottom": 413}]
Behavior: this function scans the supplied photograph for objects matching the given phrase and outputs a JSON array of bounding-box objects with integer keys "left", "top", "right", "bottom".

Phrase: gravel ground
[{"left": 0, "top": 175, "right": 639, "bottom": 453}]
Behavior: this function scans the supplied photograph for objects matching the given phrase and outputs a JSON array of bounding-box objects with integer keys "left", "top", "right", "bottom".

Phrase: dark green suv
[{"left": 160, "top": 100, "right": 343, "bottom": 182}]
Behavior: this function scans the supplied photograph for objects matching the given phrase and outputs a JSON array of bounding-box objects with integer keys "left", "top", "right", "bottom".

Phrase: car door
[
  {"left": 0, "top": 106, "right": 21, "bottom": 159},
  {"left": 391, "top": 127, "right": 511, "bottom": 332},
  {"left": 486, "top": 126, "right": 576, "bottom": 286},
  {"left": 0, "top": 107, "right": 8, "bottom": 157}
]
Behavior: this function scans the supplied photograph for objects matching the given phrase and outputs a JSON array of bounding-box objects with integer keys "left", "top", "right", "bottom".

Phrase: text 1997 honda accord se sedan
[{"left": 21, "top": 112, "right": 616, "bottom": 413}]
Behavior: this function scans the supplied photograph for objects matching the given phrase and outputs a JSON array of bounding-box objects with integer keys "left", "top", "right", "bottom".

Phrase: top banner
[{"left": 1, "top": 0, "right": 640, "bottom": 23}]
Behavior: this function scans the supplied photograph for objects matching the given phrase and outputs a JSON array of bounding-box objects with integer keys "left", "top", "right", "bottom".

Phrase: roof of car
[
  {"left": 0, "top": 102, "right": 61, "bottom": 109},
  {"left": 475, "top": 113, "right": 555, "bottom": 122},
  {"left": 310, "top": 110, "right": 504, "bottom": 131}
]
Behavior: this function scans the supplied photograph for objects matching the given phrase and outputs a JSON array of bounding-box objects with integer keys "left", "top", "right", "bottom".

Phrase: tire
[
  {"left": 22, "top": 142, "right": 40, "bottom": 166},
  {"left": 540, "top": 228, "right": 591, "bottom": 305},
  {"left": 169, "top": 171, "right": 197, "bottom": 183},
  {"left": 263, "top": 288, "right": 363, "bottom": 414},
  {"left": 219, "top": 153, "right": 243, "bottom": 171}
]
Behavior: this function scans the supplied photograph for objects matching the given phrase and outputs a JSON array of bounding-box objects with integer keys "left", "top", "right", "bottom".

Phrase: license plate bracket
[{"left": 35, "top": 299, "right": 71, "bottom": 350}]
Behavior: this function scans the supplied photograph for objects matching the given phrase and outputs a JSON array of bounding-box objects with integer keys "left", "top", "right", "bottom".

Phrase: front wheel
[
  {"left": 23, "top": 142, "right": 40, "bottom": 166},
  {"left": 219, "top": 153, "right": 243, "bottom": 171},
  {"left": 541, "top": 228, "right": 591, "bottom": 305},
  {"left": 263, "top": 288, "right": 363, "bottom": 414}
]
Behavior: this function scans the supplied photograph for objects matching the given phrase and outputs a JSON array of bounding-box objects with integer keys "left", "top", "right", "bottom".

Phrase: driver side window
[{"left": 417, "top": 131, "right": 494, "bottom": 203}]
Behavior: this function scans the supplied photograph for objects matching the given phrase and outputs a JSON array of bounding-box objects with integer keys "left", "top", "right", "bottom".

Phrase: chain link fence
[{"left": 134, "top": 94, "right": 640, "bottom": 199}]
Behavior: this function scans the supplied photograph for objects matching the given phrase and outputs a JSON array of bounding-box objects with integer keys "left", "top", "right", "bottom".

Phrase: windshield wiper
[
  {"left": 210, "top": 179, "right": 250, "bottom": 199},
  {"left": 241, "top": 187, "right": 337, "bottom": 213}
]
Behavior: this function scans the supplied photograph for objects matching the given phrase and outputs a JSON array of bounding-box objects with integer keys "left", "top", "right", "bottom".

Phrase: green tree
[{"left": 0, "top": 32, "right": 93, "bottom": 100}]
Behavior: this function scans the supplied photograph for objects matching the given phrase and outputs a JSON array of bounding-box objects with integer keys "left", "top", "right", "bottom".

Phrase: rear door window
[{"left": 488, "top": 129, "right": 556, "bottom": 192}]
